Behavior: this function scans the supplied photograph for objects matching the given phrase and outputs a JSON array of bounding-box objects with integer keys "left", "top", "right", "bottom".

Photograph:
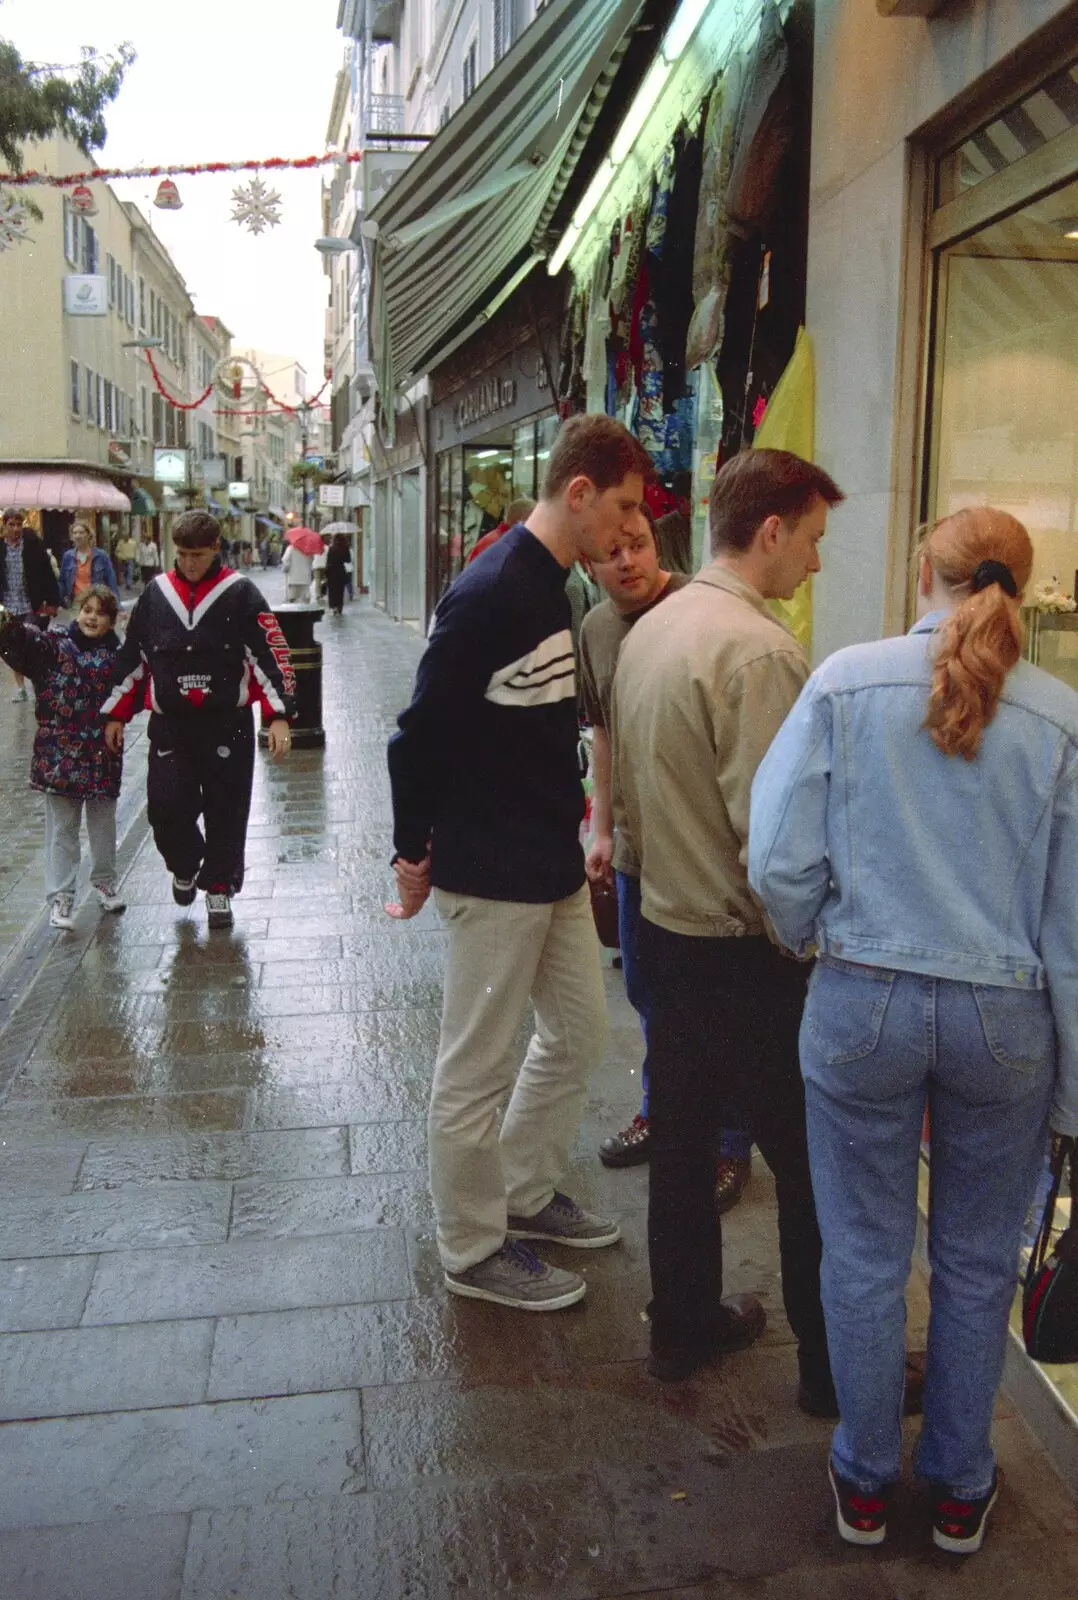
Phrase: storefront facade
[
  {"left": 428, "top": 283, "right": 562, "bottom": 611},
  {"left": 807, "top": 0, "right": 1078, "bottom": 1488},
  {"left": 369, "top": 397, "right": 427, "bottom": 630}
]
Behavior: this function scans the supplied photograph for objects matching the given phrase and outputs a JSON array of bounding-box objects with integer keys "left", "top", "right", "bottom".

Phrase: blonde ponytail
[{"left": 920, "top": 508, "right": 1032, "bottom": 761}]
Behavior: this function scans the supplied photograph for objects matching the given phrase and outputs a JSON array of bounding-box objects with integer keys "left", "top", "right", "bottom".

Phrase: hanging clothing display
[
  {"left": 655, "top": 112, "right": 705, "bottom": 409},
  {"left": 686, "top": 59, "right": 741, "bottom": 371}
]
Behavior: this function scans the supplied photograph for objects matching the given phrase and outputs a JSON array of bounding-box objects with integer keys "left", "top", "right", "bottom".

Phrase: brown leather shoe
[
  {"left": 647, "top": 1293, "right": 767, "bottom": 1382},
  {"left": 714, "top": 1155, "right": 751, "bottom": 1215},
  {"left": 598, "top": 1113, "right": 650, "bottom": 1168}
]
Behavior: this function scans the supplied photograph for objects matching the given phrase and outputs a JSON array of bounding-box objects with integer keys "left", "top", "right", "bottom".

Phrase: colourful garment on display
[
  {"left": 631, "top": 149, "right": 676, "bottom": 462},
  {"left": 687, "top": 65, "right": 740, "bottom": 370}
]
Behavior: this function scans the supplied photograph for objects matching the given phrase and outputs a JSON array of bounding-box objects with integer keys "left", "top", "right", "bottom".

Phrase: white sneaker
[
  {"left": 11, "top": 684, "right": 28, "bottom": 703},
  {"left": 206, "top": 892, "right": 233, "bottom": 929},
  {"left": 94, "top": 883, "right": 127, "bottom": 914},
  {"left": 49, "top": 894, "right": 75, "bottom": 930}
]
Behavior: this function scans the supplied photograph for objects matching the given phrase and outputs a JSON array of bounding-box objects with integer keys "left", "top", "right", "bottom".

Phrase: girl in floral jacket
[{"left": 0, "top": 584, "right": 126, "bottom": 930}]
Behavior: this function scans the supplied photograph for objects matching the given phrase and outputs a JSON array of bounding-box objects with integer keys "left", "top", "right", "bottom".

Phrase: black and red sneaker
[
  {"left": 932, "top": 1472, "right": 999, "bottom": 1555},
  {"left": 828, "top": 1461, "right": 889, "bottom": 1547}
]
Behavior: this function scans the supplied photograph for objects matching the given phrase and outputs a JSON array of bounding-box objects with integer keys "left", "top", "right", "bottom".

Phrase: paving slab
[
  {"left": 0, "top": 1513, "right": 191, "bottom": 1600},
  {"left": 0, "top": 1255, "right": 96, "bottom": 1332},
  {"left": 0, "top": 1179, "right": 232, "bottom": 1258},
  {"left": 206, "top": 1303, "right": 385, "bottom": 1399},
  {"left": 230, "top": 1171, "right": 434, "bottom": 1238},
  {"left": 76, "top": 1127, "right": 348, "bottom": 1187},
  {"left": 0, "top": 1391, "right": 365, "bottom": 1530},
  {"left": 0, "top": 1318, "right": 214, "bottom": 1419},
  {"left": 81, "top": 1227, "right": 411, "bottom": 1323}
]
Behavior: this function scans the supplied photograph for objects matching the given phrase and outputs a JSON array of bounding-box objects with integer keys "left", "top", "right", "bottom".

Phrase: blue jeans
[
  {"left": 801, "top": 958, "right": 1054, "bottom": 1496},
  {"left": 614, "top": 870, "right": 751, "bottom": 1165},
  {"left": 616, "top": 871, "right": 651, "bottom": 1117}
]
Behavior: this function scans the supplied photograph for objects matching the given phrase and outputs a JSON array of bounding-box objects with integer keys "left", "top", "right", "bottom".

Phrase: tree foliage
[{"left": 0, "top": 36, "right": 136, "bottom": 172}]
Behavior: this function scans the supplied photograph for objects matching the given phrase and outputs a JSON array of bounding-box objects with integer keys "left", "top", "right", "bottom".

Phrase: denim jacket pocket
[
  {"left": 806, "top": 961, "right": 896, "bottom": 1065},
  {"left": 972, "top": 984, "right": 1055, "bottom": 1073}
]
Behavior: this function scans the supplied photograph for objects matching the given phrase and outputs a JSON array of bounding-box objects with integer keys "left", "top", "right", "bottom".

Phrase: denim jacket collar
[{"left": 908, "top": 609, "right": 949, "bottom": 637}]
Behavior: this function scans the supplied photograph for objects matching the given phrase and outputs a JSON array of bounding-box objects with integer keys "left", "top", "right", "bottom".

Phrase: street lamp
[
  {"left": 121, "top": 337, "right": 165, "bottom": 348},
  {"left": 313, "top": 237, "right": 358, "bottom": 255}
]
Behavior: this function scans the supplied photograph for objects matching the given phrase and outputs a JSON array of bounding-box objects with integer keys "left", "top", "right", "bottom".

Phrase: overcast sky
[{"left": 3, "top": 0, "right": 345, "bottom": 385}]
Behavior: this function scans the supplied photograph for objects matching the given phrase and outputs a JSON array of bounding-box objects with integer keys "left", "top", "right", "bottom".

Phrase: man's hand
[
  {"left": 385, "top": 854, "right": 431, "bottom": 920},
  {"left": 266, "top": 719, "right": 292, "bottom": 760},
  {"left": 104, "top": 719, "right": 125, "bottom": 755},
  {"left": 585, "top": 832, "right": 615, "bottom": 887}
]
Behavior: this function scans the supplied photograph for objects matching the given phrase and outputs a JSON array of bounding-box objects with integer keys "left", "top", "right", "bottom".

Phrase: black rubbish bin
[{"left": 258, "top": 602, "right": 325, "bottom": 749}]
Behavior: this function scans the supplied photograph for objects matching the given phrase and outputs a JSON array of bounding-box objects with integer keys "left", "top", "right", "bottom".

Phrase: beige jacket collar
[{"left": 692, "top": 560, "right": 796, "bottom": 638}]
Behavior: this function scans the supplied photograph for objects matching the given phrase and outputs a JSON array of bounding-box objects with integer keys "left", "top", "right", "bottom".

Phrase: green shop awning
[
  {"left": 368, "top": 0, "right": 643, "bottom": 400},
  {"left": 130, "top": 486, "right": 156, "bottom": 515}
]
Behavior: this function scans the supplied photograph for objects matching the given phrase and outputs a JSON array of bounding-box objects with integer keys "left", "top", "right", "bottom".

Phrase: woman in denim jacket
[{"left": 749, "top": 508, "right": 1078, "bottom": 1557}]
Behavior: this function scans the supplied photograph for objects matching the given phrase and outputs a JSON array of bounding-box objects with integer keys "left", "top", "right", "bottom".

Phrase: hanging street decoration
[
  {"left": 68, "top": 184, "right": 98, "bottom": 215},
  {"left": 230, "top": 176, "right": 283, "bottom": 235},
  {"left": 0, "top": 151, "right": 370, "bottom": 189},
  {"left": 0, "top": 191, "right": 32, "bottom": 251},
  {"left": 145, "top": 347, "right": 330, "bottom": 418},
  {"left": 154, "top": 177, "right": 183, "bottom": 210}
]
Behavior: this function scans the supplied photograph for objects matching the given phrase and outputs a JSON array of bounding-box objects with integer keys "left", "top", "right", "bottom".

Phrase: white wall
[{"left": 807, "top": 0, "right": 1074, "bottom": 661}]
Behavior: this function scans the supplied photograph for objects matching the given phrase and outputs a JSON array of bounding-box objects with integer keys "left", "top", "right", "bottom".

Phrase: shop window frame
[{"left": 890, "top": 20, "right": 1078, "bottom": 638}]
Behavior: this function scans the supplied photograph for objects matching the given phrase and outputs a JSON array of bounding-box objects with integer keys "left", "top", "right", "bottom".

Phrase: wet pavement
[{"left": 0, "top": 572, "right": 1075, "bottom": 1599}]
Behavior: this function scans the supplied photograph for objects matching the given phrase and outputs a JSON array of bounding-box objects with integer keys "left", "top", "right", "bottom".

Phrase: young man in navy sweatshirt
[{"left": 387, "top": 415, "right": 654, "bottom": 1311}]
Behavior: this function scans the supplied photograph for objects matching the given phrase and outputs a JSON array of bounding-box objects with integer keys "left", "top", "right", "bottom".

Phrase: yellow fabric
[{"left": 754, "top": 327, "right": 815, "bottom": 653}]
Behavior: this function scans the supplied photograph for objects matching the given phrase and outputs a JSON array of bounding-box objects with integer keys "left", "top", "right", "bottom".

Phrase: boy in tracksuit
[{"left": 102, "top": 510, "right": 295, "bottom": 929}]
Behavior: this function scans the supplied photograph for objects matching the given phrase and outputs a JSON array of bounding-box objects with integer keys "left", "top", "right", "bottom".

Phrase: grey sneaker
[
  {"left": 206, "top": 892, "right": 233, "bottom": 929},
  {"left": 49, "top": 893, "right": 75, "bottom": 930},
  {"left": 445, "top": 1241, "right": 585, "bottom": 1311},
  {"left": 507, "top": 1191, "right": 621, "bottom": 1249},
  {"left": 94, "top": 882, "right": 126, "bottom": 914}
]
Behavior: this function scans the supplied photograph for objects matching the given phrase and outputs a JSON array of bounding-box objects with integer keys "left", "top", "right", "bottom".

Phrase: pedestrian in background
[
  {"left": 136, "top": 533, "right": 160, "bottom": 588},
  {"left": 59, "top": 523, "right": 119, "bottom": 610},
  {"left": 0, "top": 507, "right": 60, "bottom": 702},
  {"left": 0, "top": 585, "right": 126, "bottom": 929},
  {"left": 102, "top": 511, "right": 294, "bottom": 932},
  {"left": 612, "top": 449, "right": 843, "bottom": 1396},
  {"left": 750, "top": 507, "right": 1078, "bottom": 1557},
  {"left": 281, "top": 541, "right": 312, "bottom": 603},
  {"left": 325, "top": 533, "right": 350, "bottom": 616},
  {"left": 386, "top": 415, "right": 655, "bottom": 1312},
  {"left": 467, "top": 496, "right": 537, "bottom": 565},
  {"left": 114, "top": 531, "right": 138, "bottom": 591}
]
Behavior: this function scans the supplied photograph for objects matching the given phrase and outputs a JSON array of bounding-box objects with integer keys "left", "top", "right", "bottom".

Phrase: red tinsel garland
[
  {"left": 144, "top": 350, "right": 331, "bottom": 417},
  {"left": 0, "top": 151, "right": 366, "bottom": 188}
]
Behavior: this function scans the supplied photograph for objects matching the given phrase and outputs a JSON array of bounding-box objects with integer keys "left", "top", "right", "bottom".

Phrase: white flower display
[{"left": 1032, "top": 580, "right": 1077, "bottom": 615}]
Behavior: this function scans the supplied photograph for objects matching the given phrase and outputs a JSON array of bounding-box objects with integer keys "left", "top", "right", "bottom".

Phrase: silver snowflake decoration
[
  {"left": 0, "top": 189, "right": 33, "bottom": 251},
  {"left": 230, "top": 175, "right": 282, "bottom": 236}
]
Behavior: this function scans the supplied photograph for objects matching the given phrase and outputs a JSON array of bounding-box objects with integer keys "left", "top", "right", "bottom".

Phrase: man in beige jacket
[{"left": 611, "top": 448, "right": 844, "bottom": 1396}]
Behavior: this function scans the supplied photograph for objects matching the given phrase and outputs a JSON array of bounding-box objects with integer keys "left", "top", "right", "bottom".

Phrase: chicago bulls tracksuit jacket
[{"left": 101, "top": 561, "right": 296, "bottom": 895}]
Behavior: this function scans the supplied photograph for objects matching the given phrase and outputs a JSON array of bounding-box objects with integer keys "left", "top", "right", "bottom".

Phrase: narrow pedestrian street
[{"left": 0, "top": 584, "right": 1074, "bottom": 1600}]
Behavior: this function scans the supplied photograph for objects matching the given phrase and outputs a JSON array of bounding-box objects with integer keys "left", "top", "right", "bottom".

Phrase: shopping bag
[{"left": 1023, "top": 1136, "right": 1078, "bottom": 1363}]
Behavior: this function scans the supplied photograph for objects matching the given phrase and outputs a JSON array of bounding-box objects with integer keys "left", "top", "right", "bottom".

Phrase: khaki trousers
[{"left": 429, "top": 884, "right": 607, "bottom": 1273}]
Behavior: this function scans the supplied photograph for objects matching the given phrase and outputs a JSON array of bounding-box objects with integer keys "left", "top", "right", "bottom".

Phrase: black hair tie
[{"left": 971, "top": 559, "right": 1018, "bottom": 599}]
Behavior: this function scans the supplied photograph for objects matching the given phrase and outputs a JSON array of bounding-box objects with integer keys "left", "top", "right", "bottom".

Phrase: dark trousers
[
  {"left": 638, "top": 918, "right": 830, "bottom": 1383},
  {"left": 147, "top": 715, "right": 255, "bottom": 895}
]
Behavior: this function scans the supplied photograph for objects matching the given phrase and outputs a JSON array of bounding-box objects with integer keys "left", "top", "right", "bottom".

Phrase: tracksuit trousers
[
  {"left": 44, "top": 794, "right": 118, "bottom": 901},
  {"left": 146, "top": 713, "right": 256, "bottom": 895}
]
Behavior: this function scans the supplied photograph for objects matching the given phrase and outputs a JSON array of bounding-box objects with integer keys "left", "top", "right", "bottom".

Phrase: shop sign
[
  {"left": 200, "top": 456, "right": 227, "bottom": 488},
  {"left": 154, "top": 448, "right": 190, "bottom": 486},
  {"left": 319, "top": 483, "right": 346, "bottom": 506},
  {"left": 362, "top": 150, "right": 415, "bottom": 216},
  {"left": 108, "top": 439, "right": 133, "bottom": 468},
  {"left": 453, "top": 377, "right": 517, "bottom": 433},
  {"left": 228, "top": 481, "right": 251, "bottom": 500},
  {"left": 62, "top": 275, "right": 108, "bottom": 316}
]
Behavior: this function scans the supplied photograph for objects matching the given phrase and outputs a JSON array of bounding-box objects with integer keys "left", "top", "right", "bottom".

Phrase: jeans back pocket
[
  {"left": 972, "top": 984, "right": 1055, "bottom": 1073},
  {"left": 806, "top": 960, "right": 896, "bottom": 1065}
]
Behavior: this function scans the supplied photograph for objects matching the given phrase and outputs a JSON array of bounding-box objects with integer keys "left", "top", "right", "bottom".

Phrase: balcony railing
[{"left": 367, "top": 93, "right": 405, "bottom": 135}]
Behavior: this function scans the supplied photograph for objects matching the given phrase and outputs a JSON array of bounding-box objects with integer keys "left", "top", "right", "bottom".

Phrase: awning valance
[
  {"left": 0, "top": 469, "right": 131, "bottom": 513},
  {"left": 368, "top": 0, "right": 644, "bottom": 399},
  {"left": 130, "top": 486, "right": 156, "bottom": 516}
]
